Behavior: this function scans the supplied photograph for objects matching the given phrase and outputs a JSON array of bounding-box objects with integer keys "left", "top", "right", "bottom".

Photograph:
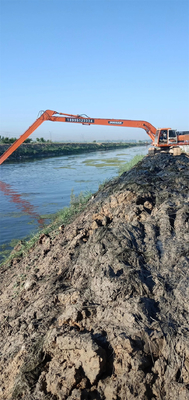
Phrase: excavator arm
[
  {"left": 0, "top": 110, "right": 55, "bottom": 165},
  {"left": 0, "top": 110, "right": 157, "bottom": 164}
]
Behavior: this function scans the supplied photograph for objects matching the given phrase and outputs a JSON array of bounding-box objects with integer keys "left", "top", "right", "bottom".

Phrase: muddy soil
[{"left": 0, "top": 153, "right": 189, "bottom": 400}]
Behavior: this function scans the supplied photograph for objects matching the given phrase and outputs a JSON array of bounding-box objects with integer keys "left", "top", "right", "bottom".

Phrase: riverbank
[
  {"left": 0, "top": 154, "right": 144, "bottom": 264},
  {"left": 0, "top": 153, "right": 189, "bottom": 399},
  {"left": 0, "top": 141, "right": 148, "bottom": 162}
]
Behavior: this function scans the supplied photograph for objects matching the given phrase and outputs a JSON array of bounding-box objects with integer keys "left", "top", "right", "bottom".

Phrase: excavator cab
[
  {"left": 159, "top": 129, "right": 168, "bottom": 144},
  {"left": 168, "top": 129, "right": 177, "bottom": 144},
  {"left": 158, "top": 129, "right": 177, "bottom": 146}
]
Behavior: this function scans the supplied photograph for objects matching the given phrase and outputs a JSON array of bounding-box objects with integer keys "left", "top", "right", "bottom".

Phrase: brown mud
[{"left": 0, "top": 153, "right": 189, "bottom": 400}]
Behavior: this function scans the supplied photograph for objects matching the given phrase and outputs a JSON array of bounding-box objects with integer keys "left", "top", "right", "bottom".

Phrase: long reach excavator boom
[{"left": 0, "top": 110, "right": 189, "bottom": 164}]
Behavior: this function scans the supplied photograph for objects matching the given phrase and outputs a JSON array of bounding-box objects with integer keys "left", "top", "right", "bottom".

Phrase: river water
[{"left": 0, "top": 146, "right": 148, "bottom": 261}]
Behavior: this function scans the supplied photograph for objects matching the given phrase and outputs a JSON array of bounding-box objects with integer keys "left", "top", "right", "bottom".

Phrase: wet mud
[{"left": 0, "top": 153, "right": 189, "bottom": 399}]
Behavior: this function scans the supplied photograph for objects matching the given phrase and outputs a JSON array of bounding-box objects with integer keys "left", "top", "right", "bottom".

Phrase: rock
[
  {"left": 59, "top": 224, "right": 64, "bottom": 232},
  {"left": 91, "top": 220, "right": 99, "bottom": 230},
  {"left": 43, "top": 330, "right": 106, "bottom": 398},
  {"left": 24, "top": 274, "right": 37, "bottom": 290}
]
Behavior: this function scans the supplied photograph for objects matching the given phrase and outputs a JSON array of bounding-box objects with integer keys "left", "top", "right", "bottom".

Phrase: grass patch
[
  {"left": 118, "top": 154, "right": 145, "bottom": 175},
  {"left": 82, "top": 158, "right": 126, "bottom": 168},
  {"left": 0, "top": 190, "right": 92, "bottom": 267},
  {"left": 49, "top": 190, "right": 92, "bottom": 226},
  {"left": 53, "top": 166, "right": 76, "bottom": 169}
]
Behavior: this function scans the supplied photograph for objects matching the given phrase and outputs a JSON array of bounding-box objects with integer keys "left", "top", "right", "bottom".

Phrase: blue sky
[{"left": 0, "top": 0, "right": 189, "bottom": 142}]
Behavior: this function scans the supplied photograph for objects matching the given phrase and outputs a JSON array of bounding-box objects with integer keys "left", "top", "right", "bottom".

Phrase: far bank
[{"left": 0, "top": 141, "right": 148, "bottom": 162}]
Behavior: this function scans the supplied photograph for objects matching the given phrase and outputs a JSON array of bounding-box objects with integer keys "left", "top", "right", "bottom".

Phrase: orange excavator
[{"left": 0, "top": 110, "right": 189, "bottom": 164}]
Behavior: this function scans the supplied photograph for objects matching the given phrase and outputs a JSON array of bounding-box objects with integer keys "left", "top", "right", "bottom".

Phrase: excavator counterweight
[{"left": 0, "top": 110, "right": 189, "bottom": 164}]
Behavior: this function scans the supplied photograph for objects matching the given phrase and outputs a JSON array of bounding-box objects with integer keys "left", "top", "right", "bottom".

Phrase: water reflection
[{"left": 0, "top": 181, "right": 45, "bottom": 227}]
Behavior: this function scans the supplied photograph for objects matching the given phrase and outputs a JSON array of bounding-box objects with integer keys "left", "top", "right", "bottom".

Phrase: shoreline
[
  {"left": 0, "top": 155, "right": 144, "bottom": 264},
  {"left": 0, "top": 141, "right": 148, "bottom": 162}
]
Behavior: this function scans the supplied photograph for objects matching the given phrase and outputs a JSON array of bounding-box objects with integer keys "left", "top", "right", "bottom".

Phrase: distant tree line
[
  {"left": 0, "top": 136, "right": 50, "bottom": 144},
  {"left": 36, "top": 138, "right": 51, "bottom": 143}
]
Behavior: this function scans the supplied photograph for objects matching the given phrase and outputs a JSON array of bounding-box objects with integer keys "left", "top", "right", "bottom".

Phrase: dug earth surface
[{"left": 0, "top": 153, "right": 189, "bottom": 400}]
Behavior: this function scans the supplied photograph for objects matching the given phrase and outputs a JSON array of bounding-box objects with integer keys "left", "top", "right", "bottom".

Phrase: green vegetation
[
  {"left": 0, "top": 135, "right": 34, "bottom": 144},
  {"left": 0, "top": 141, "right": 147, "bottom": 161},
  {"left": 36, "top": 137, "right": 51, "bottom": 143},
  {"left": 98, "top": 154, "right": 145, "bottom": 191},
  {"left": 0, "top": 136, "right": 17, "bottom": 144},
  {"left": 0, "top": 136, "right": 50, "bottom": 144},
  {"left": 82, "top": 157, "right": 126, "bottom": 168},
  {"left": 0, "top": 191, "right": 92, "bottom": 267},
  {"left": 47, "top": 190, "right": 92, "bottom": 226},
  {"left": 118, "top": 154, "right": 145, "bottom": 175}
]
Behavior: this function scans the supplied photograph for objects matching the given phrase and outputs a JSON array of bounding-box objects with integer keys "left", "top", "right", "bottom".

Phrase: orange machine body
[{"left": 0, "top": 110, "right": 189, "bottom": 164}]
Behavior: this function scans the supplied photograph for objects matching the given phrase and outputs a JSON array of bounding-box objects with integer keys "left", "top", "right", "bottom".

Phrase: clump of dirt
[{"left": 0, "top": 153, "right": 189, "bottom": 400}]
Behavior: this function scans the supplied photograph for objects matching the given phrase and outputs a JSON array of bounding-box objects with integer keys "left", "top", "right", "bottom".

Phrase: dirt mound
[{"left": 0, "top": 153, "right": 189, "bottom": 400}]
